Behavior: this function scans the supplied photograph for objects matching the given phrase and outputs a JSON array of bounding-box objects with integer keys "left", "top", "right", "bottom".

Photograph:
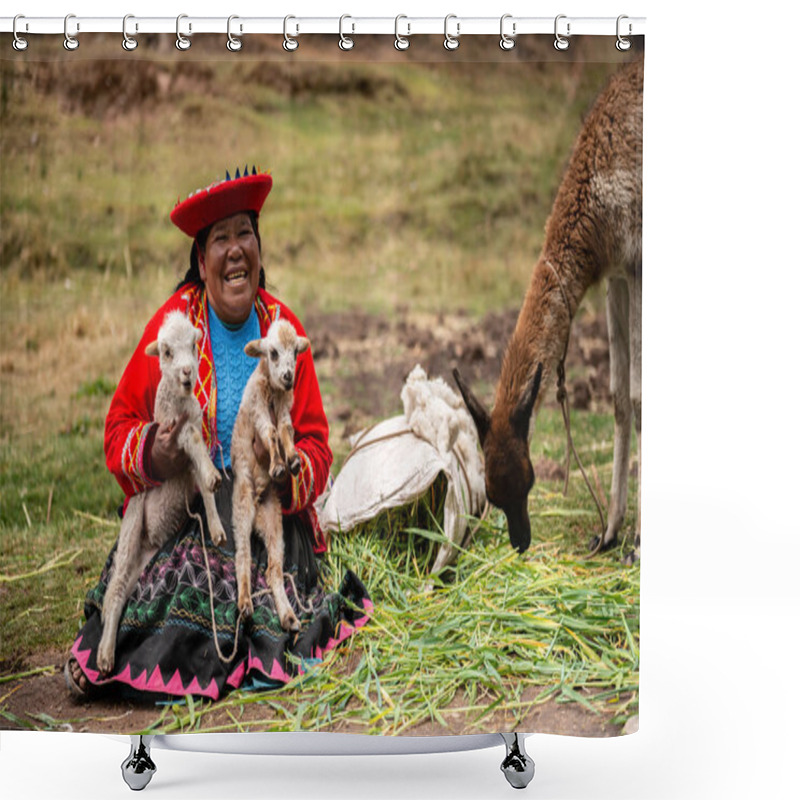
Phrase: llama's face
[
  {"left": 453, "top": 364, "right": 542, "bottom": 554},
  {"left": 145, "top": 315, "right": 201, "bottom": 397},
  {"left": 482, "top": 426, "right": 535, "bottom": 553},
  {"left": 245, "top": 320, "right": 310, "bottom": 392}
]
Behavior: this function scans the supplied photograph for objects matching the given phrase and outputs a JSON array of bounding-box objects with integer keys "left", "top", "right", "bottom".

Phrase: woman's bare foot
[{"left": 64, "top": 656, "right": 94, "bottom": 701}]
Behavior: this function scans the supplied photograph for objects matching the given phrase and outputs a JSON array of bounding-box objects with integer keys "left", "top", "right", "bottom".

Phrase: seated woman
[{"left": 65, "top": 167, "right": 370, "bottom": 701}]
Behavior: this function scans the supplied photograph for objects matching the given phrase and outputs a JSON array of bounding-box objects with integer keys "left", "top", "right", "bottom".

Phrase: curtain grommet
[
  {"left": 616, "top": 15, "right": 632, "bottom": 51},
  {"left": 554, "top": 14, "right": 570, "bottom": 51},
  {"left": 283, "top": 15, "right": 299, "bottom": 52},
  {"left": 12, "top": 15, "right": 29, "bottom": 51},
  {"left": 63, "top": 13, "right": 79, "bottom": 51},
  {"left": 227, "top": 15, "right": 243, "bottom": 52},
  {"left": 499, "top": 14, "right": 516, "bottom": 51},
  {"left": 176, "top": 14, "right": 192, "bottom": 51},
  {"left": 443, "top": 14, "right": 460, "bottom": 51},
  {"left": 394, "top": 15, "right": 410, "bottom": 51},
  {"left": 339, "top": 14, "right": 355, "bottom": 51},
  {"left": 122, "top": 14, "right": 138, "bottom": 51}
]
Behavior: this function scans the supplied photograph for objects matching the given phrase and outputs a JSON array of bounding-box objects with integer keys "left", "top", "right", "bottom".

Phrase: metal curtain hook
[
  {"left": 444, "top": 14, "right": 460, "bottom": 51},
  {"left": 283, "top": 15, "right": 299, "bottom": 51},
  {"left": 500, "top": 14, "right": 516, "bottom": 51},
  {"left": 616, "top": 15, "right": 632, "bottom": 51},
  {"left": 12, "top": 15, "right": 29, "bottom": 51},
  {"left": 122, "top": 14, "right": 138, "bottom": 51},
  {"left": 339, "top": 14, "right": 355, "bottom": 50},
  {"left": 176, "top": 14, "right": 192, "bottom": 50},
  {"left": 554, "top": 14, "right": 570, "bottom": 51},
  {"left": 227, "top": 15, "right": 242, "bottom": 51},
  {"left": 64, "top": 13, "right": 79, "bottom": 51},
  {"left": 394, "top": 15, "right": 410, "bottom": 51}
]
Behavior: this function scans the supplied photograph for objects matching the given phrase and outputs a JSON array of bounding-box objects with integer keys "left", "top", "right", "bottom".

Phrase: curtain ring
[
  {"left": 122, "top": 14, "right": 138, "bottom": 51},
  {"left": 176, "top": 14, "right": 192, "bottom": 51},
  {"left": 616, "top": 15, "right": 632, "bottom": 51},
  {"left": 283, "top": 15, "right": 299, "bottom": 51},
  {"left": 339, "top": 14, "right": 355, "bottom": 51},
  {"left": 443, "top": 14, "right": 460, "bottom": 51},
  {"left": 554, "top": 14, "right": 570, "bottom": 51},
  {"left": 12, "top": 15, "right": 29, "bottom": 51},
  {"left": 499, "top": 14, "right": 516, "bottom": 51},
  {"left": 227, "top": 15, "right": 243, "bottom": 51},
  {"left": 394, "top": 15, "right": 410, "bottom": 51},
  {"left": 63, "top": 13, "right": 79, "bottom": 51}
]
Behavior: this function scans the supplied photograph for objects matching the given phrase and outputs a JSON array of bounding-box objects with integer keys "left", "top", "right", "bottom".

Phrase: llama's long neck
[{"left": 496, "top": 250, "right": 593, "bottom": 431}]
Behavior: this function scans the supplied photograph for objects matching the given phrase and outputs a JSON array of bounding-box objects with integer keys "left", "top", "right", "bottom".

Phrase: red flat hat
[{"left": 170, "top": 168, "right": 273, "bottom": 238}]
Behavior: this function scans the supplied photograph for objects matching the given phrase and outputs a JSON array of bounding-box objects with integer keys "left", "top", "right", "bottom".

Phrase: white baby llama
[
  {"left": 97, "top": 311, "right": 225, "bottom": 674},
  {"left": 231, "top": 318, "right": 310, "bottom": 633}
]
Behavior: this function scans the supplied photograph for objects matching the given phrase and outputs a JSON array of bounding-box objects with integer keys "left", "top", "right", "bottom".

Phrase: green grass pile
[{"left": 138, "top": 485, "right": 638, "bottom": 736}]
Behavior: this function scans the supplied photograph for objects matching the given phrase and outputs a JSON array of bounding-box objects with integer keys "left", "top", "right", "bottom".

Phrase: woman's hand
[{"left": 150, "top": 414, "right": 190, "bottom": 482}]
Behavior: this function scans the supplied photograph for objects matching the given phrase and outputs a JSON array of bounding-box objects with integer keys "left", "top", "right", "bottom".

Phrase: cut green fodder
[
  {"left": 343, "top": 473, "right": 450, "bottom": 576},
  {"left": 134, "top": 509, "right": 638, "bottom": 736}
]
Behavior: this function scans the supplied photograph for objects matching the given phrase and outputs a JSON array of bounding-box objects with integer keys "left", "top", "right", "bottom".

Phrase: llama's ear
[
  {"left": 244, "top": 340, "right": 263, "bottom": 358},
  {"left": 193, "top": 328, "right": 202, "bottom": 343},
  {"left": 144, "top": 340, "right": 159, "bottom": 357},
  {"left": 511, "top": 362, "right": 543, "bottom": 439},
  {"left": 296, "top": 336, "right": 310, "bottom": 354},
  {"left": 453, "top": 368, "right": 490, "bottom": 446}
]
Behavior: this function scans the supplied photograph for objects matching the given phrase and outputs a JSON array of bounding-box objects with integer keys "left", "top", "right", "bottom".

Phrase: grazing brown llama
[{"left": 454, "top": 60, "right": 643, "bottom": 561}]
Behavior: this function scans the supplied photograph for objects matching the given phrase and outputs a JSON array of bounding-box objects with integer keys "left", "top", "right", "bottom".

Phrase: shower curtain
[{"left": 0, "top": 27, "right": 642, "bottom": 741}]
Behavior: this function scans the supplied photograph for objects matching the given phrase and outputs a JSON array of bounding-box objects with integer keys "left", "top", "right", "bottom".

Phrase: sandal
[{"left": 64, "top": 656, "right": 96, "bottom": 702}]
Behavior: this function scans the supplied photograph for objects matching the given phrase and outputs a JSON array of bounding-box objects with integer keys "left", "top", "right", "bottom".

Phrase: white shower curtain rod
[{"left": 1, "top": 15, "right": 645, "bottom": 39}]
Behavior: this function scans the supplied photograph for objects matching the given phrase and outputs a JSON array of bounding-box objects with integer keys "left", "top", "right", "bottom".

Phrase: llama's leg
[
  {"left": 232, "top": 474, "right": 256, "bottom": 617},
  {"left": 594, "top": 276, "right": 632, "bottom": 552},
  {"left": 254, "top": 411, "right": 286, "bottom": 483},
  {"left": 266, "top": 425, "right": 288, "bottom": 483},
  {"left": 626, "top": 262, "right": 643, "bottom": 564},
  {"left": 175, "top": 425, "right": 225, "bottom": 545},
  {"left": 98, "top": 498, "right": 145, "bottom": 674},
  {"left": 278, "top": 418, "right": 300, "bottom": 476},
  {"left": 180, "top": 423, "right": 221, "bottom": 494},
  {"left": 255, "top": 491, "right": 300, "bottom": 632},
  {"left": 199, "top": 485, "right": 226, "bottom": 546}
]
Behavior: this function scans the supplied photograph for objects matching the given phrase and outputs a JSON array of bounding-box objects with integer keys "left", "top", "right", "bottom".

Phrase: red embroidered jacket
[{"left": 104, "top": 283, "right": 332, "bottom": 553}]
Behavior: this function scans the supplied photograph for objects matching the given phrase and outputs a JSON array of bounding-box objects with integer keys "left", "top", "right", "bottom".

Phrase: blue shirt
[{"left": 208, "top": 304, "right": 260, "bottom": 468}]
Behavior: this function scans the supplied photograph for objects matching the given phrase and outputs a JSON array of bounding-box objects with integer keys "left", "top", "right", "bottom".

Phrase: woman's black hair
[{"left": 175, "top": 210, "right": 266, "bottom": 291}]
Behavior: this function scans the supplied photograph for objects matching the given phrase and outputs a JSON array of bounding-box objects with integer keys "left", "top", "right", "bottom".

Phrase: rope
[
  {"left": 543, "top": 260, "right": 607, "bottom": 558},
  {"left": 342, "top": 422, "right": 478, "bottom": 517},
  {"left": 186, "top": 490, "right": 244, "bottom": 665},
  {"left": 284, "top": 570, "right": 315, "bottom": 615},
  {"left": 340, "top": 423, "right": 412, "bottom": 469},
  {"left": 556, "top": 362, "right": 607, "bottom": 558},
  {"left": 188, "top": 480, "right": 318, "bottom": 667}
]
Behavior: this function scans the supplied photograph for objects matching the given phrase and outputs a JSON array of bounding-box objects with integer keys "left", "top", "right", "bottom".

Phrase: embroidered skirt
[{"left": 70, "top": 477, "right": 371, "bottom": 700}]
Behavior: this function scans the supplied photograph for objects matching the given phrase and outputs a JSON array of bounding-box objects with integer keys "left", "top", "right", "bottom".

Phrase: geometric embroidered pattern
[{"left": 75, "top": 502, "right": 371, "bottom": 700}]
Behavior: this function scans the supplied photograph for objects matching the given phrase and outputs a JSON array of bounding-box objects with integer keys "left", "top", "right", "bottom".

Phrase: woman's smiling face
[{"left": 199, "top": 212, "right": 261, "bottom": 325}]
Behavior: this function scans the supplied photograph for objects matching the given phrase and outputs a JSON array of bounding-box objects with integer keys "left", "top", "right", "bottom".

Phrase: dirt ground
[
  {"left": 307, "top": 304, "right": 611, "bottom": 451},
  {"left": 4, "top": 649, "right": 624, "bottom": 737},
  {"left": 1, "top": 304, "right": 617, "bottom": 735}
]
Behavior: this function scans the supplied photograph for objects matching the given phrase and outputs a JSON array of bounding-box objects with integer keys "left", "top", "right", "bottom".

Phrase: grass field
[{"left": 1, "top": 36, "right": 640, "bottom": 734}]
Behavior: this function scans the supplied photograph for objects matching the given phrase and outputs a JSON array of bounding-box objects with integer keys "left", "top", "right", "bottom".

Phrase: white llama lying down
[
  {"left": 231, "top": 318, "right": 310, "bottom": 633},
  {"left": 97, "top": 311, "right": 225, "bottom": 675}
]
